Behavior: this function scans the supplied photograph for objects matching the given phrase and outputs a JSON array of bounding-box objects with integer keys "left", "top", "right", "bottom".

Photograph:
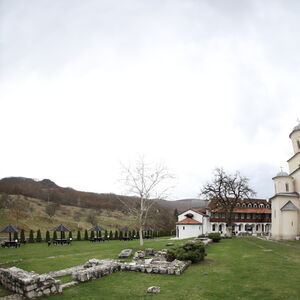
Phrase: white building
[
  {"left": 176, "top": 199, "right": 271, "bottom": 239},
  {"left": 270, "top": 124, "right": 300, "bottom": 240}
]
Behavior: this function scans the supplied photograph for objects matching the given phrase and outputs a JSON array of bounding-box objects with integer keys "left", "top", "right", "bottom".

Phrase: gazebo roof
[
  {"left": 53, "top": 224, "right": 70, "bottom": 232},
  {"left": 89, "top": 225, "right": 105, "bottom": 231},
  {"left": 0, "top": 224, "right": 20, "bottom": 233}
]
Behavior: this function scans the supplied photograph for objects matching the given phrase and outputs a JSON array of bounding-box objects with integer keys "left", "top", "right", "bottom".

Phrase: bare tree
[
  {"left": 119, "top": 156, "right": 174, "bottom": 246},
  {"left": 45, "top": 202, "right": 59, "bottom": 220},
  {"left": 86, "top": 212, "right": 98, "bottom": 226},
  {"left": 200, "top": 168, "right": 255, "bottom": 236}
]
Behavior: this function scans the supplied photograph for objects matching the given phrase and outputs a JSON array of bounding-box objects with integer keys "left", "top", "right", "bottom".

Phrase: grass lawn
[{"left": 1, "top": 237, "right": 300, "bottom": 299}]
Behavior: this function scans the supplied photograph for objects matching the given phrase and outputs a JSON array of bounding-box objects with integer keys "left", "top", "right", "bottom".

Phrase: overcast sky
[{"left": 1, "top": 0, "right": 300, "bottom": 200}]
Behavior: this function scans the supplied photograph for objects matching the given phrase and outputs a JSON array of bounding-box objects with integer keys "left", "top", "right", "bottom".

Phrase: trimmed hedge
[
  {"left": 166, "top": 242, "right": 206, "bottom": 263},
  {"left": 208, "top": 232, "right": 221, "bottom": 242}
]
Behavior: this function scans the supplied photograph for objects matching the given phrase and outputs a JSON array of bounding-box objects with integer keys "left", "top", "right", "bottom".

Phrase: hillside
[{"left": 0, "top": 177, "right": 205, "bottom": 233}]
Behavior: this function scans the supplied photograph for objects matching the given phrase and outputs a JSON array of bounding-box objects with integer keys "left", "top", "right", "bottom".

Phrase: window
[
  {"left": 183, "top": 226, "right": 185, "bottom": 230},
  {"left": 248, "top": 203, "right": 252, "bottom": 208},
  {"left": 297, "top": 140, "right": 300, "bottom": 149},
  {"left": 219, "top": 224, "right": 222, "bottom": 232},
  {"left": 212, "top": 224, "right": 216, "bottom": 231},
  {"left": 266, "top": 204, "right": 270, "bottom": 208},
  {"left": 236, "top": 203, "right": 240, "bottom": 207},
  {"left": 239, "top": 224, "right": 242, "bottom": 231},
  {"left": 242, "top": 203, "right": 246, "bottom": 207},
  {"left": 259, "top": 204, "right": 264, "bottom": 208},
  {"left": 285, "top": 183, "right": 289, "bottom": 192},
  {"left": 253, "top": 203, "right": 257, "bottom": 208}
]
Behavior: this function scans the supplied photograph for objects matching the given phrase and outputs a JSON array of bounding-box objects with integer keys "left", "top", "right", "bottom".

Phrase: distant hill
[{"left": 0, "top": 177, "right": 207, "bottom": 213}]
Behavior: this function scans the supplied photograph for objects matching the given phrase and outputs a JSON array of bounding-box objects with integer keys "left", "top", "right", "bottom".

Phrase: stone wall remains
[{"left": 0, "top": 267, "right": 62, "bottom": 299}]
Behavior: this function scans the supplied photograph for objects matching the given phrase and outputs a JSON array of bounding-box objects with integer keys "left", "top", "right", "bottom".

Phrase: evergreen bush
[
  {"left": 84, "top": 229, "right": 89, "bottom": 240},
  {"left": 109, "top": 230, "right": 113, "bottom": 240},
  {"left": 20, "top": 229, "right": 25, "bottom": 243},
  {"left": 166, "top": 242, "right": 206, "bottom": 263},
  {"left": 69, "top": 231, "right": 73, "bottom": 239},
  {"left": 29, "top": 230, "right": 35, "bottom": 243},
  {"left": 45, "top": 231, "right": 50, "bottom": 242},
  {"left": 36, "top": 229, "right": 42, "bottom": 242},
  {"left": 114, "top": 230, "right": 119, "bottom": 240},
  {"left": 13, "top": 232, "right": 18, "bottom": 241},
  {"left": 90, "top": 231, "right": 95, "bottom": 239},
  {"left": 77, "top": 230, "right": 81, "bottom": 241},
  {"left": 208, "top": 232, "right": 221, "bottom": 242},
  {"left": 53, "top": 231, "right": 57, "bottom": 240}
]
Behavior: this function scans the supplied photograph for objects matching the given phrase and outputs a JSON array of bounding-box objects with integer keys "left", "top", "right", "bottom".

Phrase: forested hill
[
  {"left": 0, "top": 177, "right": 133, "bottom": 211},
  {"left": 0, "top": 177, "right": 208, "bottom": 213}
]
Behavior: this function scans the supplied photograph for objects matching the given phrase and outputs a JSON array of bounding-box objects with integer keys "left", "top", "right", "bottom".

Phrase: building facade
[
  {"left": 176, "top": 199, "right": 271, "bottom": 239},
  {"left": 270, "top": 124, "right": 300, "bottom": 240}
]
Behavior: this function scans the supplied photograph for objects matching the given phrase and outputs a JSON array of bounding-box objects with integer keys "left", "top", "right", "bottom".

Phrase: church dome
[
  {"left": 289, "top": 124, "right": 300, "bottom": 137},
  {"left": 276, "top": 171, "right": 289, "bottom": 177}
]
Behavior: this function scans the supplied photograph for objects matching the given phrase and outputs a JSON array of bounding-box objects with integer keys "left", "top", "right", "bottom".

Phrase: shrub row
[{"left": 11, "top": 229, "right": 174, "bottom": 242}]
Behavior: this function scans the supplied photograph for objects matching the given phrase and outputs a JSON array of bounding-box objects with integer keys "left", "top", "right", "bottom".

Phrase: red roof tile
[
  {"left": 211, "top": 207, "right": 271, "bottom": 214},
  {"left": 176, "top": 218, "right": 202, "bottom": 225}
]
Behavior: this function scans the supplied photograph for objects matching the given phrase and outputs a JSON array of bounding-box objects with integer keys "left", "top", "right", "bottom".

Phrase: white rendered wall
[{"left": 176, "top": 224, "right": 202, "bottom": 239}]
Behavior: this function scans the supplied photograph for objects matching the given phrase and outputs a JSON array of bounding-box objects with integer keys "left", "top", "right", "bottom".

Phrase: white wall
[{"left": 176, "top": 224, "right": 202, "bottom": 239}]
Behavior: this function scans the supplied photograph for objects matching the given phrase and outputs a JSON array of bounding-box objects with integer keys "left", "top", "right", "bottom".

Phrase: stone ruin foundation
[
  {"left": 0, "top": 247, "right": 195, "bottom": 298},
  {"left": 0, "top": 267, "right": 62, "bottom": 299}
]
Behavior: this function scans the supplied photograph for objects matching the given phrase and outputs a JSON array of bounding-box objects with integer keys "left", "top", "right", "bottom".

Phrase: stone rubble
[
  {"left": 0, "top": 267, "right": 62, "bottom": 299},
  {"left": 72, "top": 259, "right": 121, "bottom": 282},
  {"left": 147, "top": 286, "right": 160, "bottom": 293},
  {"left": 118, "top": 249, "right": 132, "bottom": 258}
]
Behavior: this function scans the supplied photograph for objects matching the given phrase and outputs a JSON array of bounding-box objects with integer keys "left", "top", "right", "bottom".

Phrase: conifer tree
[
  {"left": 36, "top": 229, "right": 42, "bottom": 242},
  {"left": 104, "top": 230, "right": 108, "bottom": 239},
  {"left": 13, "top": 231, "right": 18, "bottom": 241},
  {"left": 53, "top": 231, "right": 57, "bottom": 240},
  {"left": 109, "top": 230, "right": 113, "bottom": 240},
  {"left": 119, "top": 231, "right": 123, "bottom": 240},
  {"left": 29, "top": 230, "right": 35, "bottom": 243},
  {"left": 84, "top": 229, "right": 88, "bottom": 240},
  {"left": 45, "top": 231, "right": 50, "bottom": 242},
  {"left": 77, "top": 230, "right": 81, "bottom": 241},
  {"left": 61, "top": 231, "right": 65, "bottom": 239},
  {"left": 90, "top": 231, "right": 94, "bottom": 239},
  {"left": 114, "top": 230, "right": 119, "bottom": 240},
  {"left": 20, "top": 229, "right": 25, "bottom": 243},
  {"left": 68, "top": 231, "right": 73, "bottom": 239}
]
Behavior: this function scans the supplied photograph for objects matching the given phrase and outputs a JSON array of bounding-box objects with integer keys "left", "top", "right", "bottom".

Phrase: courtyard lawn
[{"left": 0, "top": 238, "right": 300, "bottom": 299}]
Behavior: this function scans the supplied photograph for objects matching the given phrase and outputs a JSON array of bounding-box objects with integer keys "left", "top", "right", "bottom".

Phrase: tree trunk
[
  {"left": 226, "top": 225, "right": 232, "bottom": 237},
  {"left": 139, "top": 227, "right": 144, "bottom": 246}
]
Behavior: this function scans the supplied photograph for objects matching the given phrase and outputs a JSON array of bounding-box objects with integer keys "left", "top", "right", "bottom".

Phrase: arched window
[
  {"left": 219, "top": 224, "right": 222, "bottom": 232},
  {"left": 259, "top": 204, "right": 264, "bottom": 208},
  {"left": 297, "top": 140, "right": 300, "bottom": 149},
  {"left": 285, "top": 183, "right": 289, "bottom": 192},
  {"left": 236, "top": 203, "right": 240, "bottom": 207},
  {"left": 266, "top": 204, "right": 270, "bottom": 208},
  {"left": 239, "top": 224, "right": 242, "bottom": 231},
  {"left": 212, "top": 224, "right": 216, "bottom": 231},
  {"left": 248, "top": 203, "right": 252, "bottom": 208},
  {"left": 242, "top": 203, "right": 246, "bottom": 207},
  {"left": 253, "top": 203, "right": 257, "bottom": 208}
]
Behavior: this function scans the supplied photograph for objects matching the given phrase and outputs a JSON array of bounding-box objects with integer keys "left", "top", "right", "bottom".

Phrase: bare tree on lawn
[
  {"left": 119, "top": 156, "right": 174, "bottom": 246},
  {"left": 200, "top": 168, "right": 255, "bottom": 237}
]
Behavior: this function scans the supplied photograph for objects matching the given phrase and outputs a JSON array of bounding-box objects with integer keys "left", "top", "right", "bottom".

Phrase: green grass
[{"left": 1, "top": 238, "right": 300, "bottom": 299}]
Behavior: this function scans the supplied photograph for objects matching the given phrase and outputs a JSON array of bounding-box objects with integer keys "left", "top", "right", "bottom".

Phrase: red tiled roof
[
  {"left": 176, "top": 218, "right": 202, "bottom": 225},
  {"left": 211, "top": 207, "right": 271, "bottom": 214}
]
